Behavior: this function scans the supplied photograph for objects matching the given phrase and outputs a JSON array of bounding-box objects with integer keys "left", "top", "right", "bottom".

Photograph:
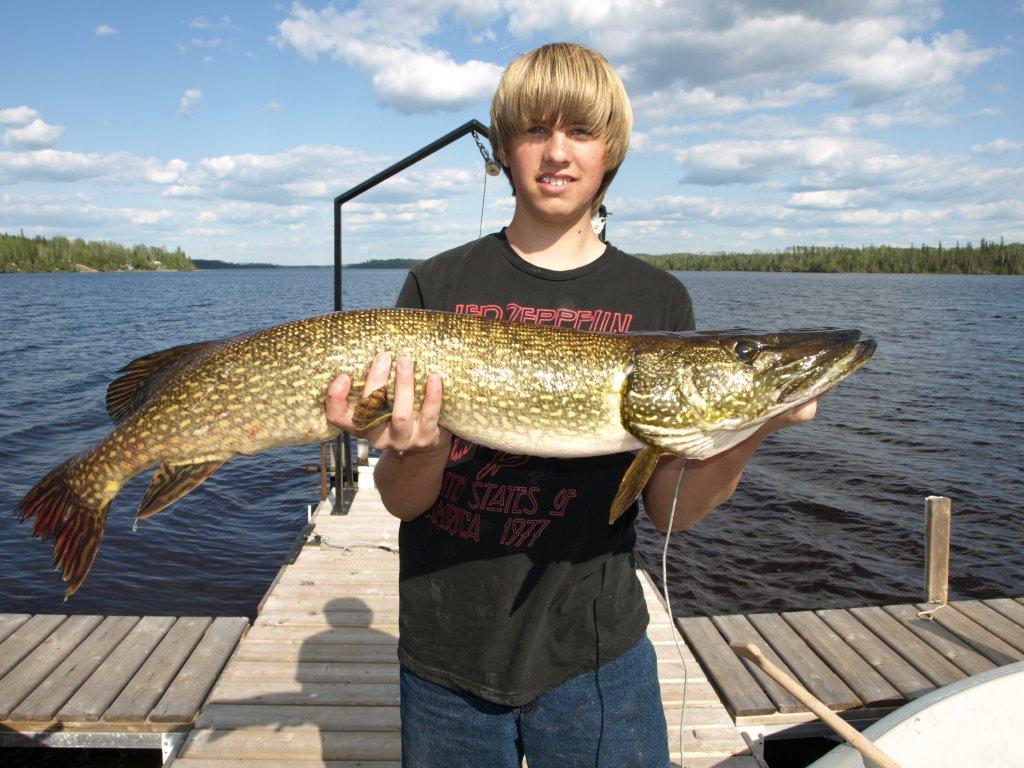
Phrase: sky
[{"left": 1, "top": 1, "right": 1022, "bottom": 265}]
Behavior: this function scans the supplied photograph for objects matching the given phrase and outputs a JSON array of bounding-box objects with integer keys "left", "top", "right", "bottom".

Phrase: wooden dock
[
  {"left": 170, "top": 472, "right": 759, "bottom": 768},
  {"left": 5, "top": 479, "right": 1020, "bottom": 767},
  {"left": 679, "top": 597, "right": 1024, "bottom": 739},
  {"left": 0, "top": 613, "right": 247, "bottom": 760}
]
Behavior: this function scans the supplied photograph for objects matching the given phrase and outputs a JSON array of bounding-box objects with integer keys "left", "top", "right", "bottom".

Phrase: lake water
[{"left": 1, "top": 268, "right": 1021, "bottom": 619}]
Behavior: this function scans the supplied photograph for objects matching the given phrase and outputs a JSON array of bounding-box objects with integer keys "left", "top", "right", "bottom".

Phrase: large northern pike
[{"left": 18, "top": 308, "right": 874, "bottom": 597}]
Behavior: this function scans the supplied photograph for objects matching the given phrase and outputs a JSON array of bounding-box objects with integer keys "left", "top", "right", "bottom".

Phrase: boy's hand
[
  {"left": 760, "top": 398, "right": 818, "bottom": 435},
  {"left": 325, "top": 352, "right": 451, "bottom": 454}
]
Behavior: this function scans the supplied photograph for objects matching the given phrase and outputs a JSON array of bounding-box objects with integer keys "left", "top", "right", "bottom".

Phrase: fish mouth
[{"left": 774, "top": 332, "right": 876, "bottom": 404}]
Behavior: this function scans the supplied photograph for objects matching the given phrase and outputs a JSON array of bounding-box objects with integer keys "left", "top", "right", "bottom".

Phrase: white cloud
[
  {"left": 971, "top": 139, "right": 1022, "bottom": 157},
  {"left": 3, "top": 119, "right": 64, "bottom": 149},
  {"left": 189, "top": 15, "right": 234, "bottom": 30},
  {"left": 788, "top": 189, "right": 878, "bottom": 209},
  {"left": 269, "top": 1, "right": 1001, "bottom": 124},
  {"left": 0, "top": 194, "right": 178, "bottom": 230},
  {"left": 838, "top": 31, "right": 1000, "bottom": 103},
  {"left": 0, "top": 149, "right": 139, "bottom": 183},
  {"left": 274, "top": 2, "right": 503, "bottom": 113},
  {"left": 0, "top": 106, "right": 41, "bottom": 127},
  {"left": 634, "top": 83, "right": 835, "bottom": 120},
  {"left": 94, "top": 24, "right": 118, "bottom": 37},
  {"left": 676, "top": 137, "right": 861, "bottom": 185},
  {"left": 179, "top": 88, "right": 203, "bottom": 118},
  {"left": 265, "top": 100, "right": 282, "bottom": 110}
]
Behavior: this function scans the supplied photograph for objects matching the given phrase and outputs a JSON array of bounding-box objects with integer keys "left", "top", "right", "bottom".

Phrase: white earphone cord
[{"left": 662, "top": 463, "right": 689, "bottom": 766}]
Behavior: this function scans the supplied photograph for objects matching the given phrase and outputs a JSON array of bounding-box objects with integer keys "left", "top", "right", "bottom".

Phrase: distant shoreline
[{"left": 5, "top": 232, "right": 1021, "bottom": 275}]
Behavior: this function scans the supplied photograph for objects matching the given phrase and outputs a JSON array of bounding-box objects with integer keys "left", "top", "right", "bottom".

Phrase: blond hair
[{"left": 489, "top": 42, "right": 633, "bottom": 212}]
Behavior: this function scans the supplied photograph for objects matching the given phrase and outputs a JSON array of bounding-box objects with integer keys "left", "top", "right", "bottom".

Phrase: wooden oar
[{"left": 731, "top": 642, "right": 903, "bottom": 768}]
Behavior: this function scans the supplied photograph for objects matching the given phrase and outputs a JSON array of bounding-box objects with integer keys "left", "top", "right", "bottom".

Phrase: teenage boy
[{"left": 326, "top": 42, "right": 815, "bottom": 768}]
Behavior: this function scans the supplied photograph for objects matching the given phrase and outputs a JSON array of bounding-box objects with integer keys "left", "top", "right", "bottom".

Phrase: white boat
[{"left": 810, "top": 660, "right": 1024, "bottom": 767}]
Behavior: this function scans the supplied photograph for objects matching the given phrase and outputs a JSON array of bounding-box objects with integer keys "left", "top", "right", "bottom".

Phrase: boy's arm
[
  {"left": 325, "top": 352, "right": 451, "bottom": 522},
  {"left": 642, "top": 400, "right": 818, "bottom": 532}
]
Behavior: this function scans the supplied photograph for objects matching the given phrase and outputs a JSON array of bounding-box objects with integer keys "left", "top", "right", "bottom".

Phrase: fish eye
[{"left": 733, "top": 341, "right": 758, "bottom": 363}]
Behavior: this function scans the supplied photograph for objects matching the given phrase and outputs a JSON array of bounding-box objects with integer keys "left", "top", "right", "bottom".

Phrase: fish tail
[{"left": 17, "top": 451, "right": 118, "bottom": 600}]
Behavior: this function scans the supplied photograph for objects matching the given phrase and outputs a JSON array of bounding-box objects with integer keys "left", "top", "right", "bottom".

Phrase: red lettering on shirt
[
  {"left": 439, "top": 471, "right": 466, "bottom": 503},
  {"left": 427, "top": 501, "right": 481, "bottom": 542},
  {"left": 454, "top": 303, "right": 633, "bottom": 333},
  {"left": 550, "top": 488, "right": 577, "bottom": 517},
  {"left": 456, "top": 303, "right": 504, "bottom": 319},
  {"left": 475, "top": 451, "right": 530, "bottom": 481},
  {"left": 467, "top": 483, "right": 540, "bottom": 516},
  {"left": 499, "top": 518, "right": 550, "bottom": 548},
  {"left": 449, "top": 437, "right": 473, "bottom": 463}
]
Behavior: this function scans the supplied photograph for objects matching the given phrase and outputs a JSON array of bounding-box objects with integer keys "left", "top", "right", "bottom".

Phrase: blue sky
[{"left": 1, "top": 1, "right": 1021, "bottom": 265}]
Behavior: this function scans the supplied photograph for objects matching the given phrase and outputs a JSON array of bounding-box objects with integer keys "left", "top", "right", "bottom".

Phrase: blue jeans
[{"left": 400, "top": 636, "right": 670, "bottom": 768}]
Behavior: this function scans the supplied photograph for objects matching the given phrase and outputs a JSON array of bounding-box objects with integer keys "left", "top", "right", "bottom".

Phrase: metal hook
[{"left": 472, "top": 131, "right": 502, "bottom": 176}]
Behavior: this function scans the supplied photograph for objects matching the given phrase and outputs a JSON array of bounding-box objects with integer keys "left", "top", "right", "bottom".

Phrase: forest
[
  {"left": 0, "top": 233, "right": 194, "bottom": 272},
  {"left": 634, "top": 239, "right": 1023, "bottom": 275}
]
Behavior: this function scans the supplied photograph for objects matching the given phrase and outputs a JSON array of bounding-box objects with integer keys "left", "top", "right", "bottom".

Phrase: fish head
[{"left": 622, "top": 329, "right": 875, "bottom": 459}]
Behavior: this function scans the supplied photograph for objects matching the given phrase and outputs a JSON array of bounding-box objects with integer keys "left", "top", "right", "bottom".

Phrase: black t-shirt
[{"left": 395, "top": 230, "right": 694, "bottom": 706}]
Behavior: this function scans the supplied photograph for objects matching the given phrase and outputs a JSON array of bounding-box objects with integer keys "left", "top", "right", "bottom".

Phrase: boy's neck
[{"left": 505, "top": 209, "right": 606, "bottom": 271}]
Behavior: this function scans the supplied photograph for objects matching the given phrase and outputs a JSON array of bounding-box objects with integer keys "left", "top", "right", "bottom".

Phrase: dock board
[
  {"left": 682, "top": 597, "right": 1024, "bottom": 730},
  {"left": 0, "top": 613, "right": 247, "bottom": 751},
  {"left": 173, "top": 475, "right": 755, "bottom": 767}
]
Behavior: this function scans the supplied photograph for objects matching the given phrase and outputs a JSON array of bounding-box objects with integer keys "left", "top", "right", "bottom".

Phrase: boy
[{"left": 326, "top": 42, "right": 814, "bottom": 767}]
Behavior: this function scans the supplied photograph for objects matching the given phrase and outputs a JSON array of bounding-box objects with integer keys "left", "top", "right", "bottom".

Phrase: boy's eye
[{"left": 570, "top": 127, "right": 593, "bottom": 137}]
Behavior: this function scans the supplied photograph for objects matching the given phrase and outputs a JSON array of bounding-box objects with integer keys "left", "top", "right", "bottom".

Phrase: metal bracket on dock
[
  {"left": 161, "top": 731, "right": 187, "bottom": 766},
  {"left": 0, "top": 728, "right": 183, "bottom": 752}
]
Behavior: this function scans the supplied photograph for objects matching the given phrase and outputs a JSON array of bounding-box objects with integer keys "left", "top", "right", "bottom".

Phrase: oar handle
[{"left": 730, "top": 643, "right": 903, "bottom": 768}]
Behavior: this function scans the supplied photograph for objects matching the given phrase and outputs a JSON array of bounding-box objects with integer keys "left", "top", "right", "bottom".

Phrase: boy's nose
[{"left": 543, "top": 131, "right": 570, "bottom": 163}]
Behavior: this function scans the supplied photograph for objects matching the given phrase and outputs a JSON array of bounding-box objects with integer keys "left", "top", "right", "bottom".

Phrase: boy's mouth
[{"left": 537, "top": 174, "right": 574, "bottom": 189}]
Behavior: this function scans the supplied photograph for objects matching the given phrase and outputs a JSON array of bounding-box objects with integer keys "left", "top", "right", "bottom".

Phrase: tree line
[
  {"left": 634, "top": 239, "right": 1023, "bottom": 275},
  {"left": 1, "top": 233, "right": 194, "bottom": 272}
]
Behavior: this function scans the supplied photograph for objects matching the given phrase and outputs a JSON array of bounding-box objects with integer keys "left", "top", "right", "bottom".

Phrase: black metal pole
[{"left": 330, "top": 119, "right": 491, "bottom": 515}]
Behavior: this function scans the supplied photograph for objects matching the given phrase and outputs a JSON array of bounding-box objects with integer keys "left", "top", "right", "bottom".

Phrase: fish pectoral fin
[
  {"left": 609, "top": 448, "right": 662, "bottom": 524},
  {"left": 351, "top": 385, "right": 392, "bottom": 431},
  {"left": 136, "top": 459, "right": 226, "bottom": 521}
]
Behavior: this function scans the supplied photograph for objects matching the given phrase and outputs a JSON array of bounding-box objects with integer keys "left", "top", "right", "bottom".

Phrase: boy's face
[{"left": 506, "top": 122, "right": 607, "bottom": 226}]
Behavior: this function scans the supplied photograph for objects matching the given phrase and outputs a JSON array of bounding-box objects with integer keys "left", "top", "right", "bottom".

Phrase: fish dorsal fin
[
  {"left": 106, "top": 340, "right": 219, "bottom": 424},
  {"left": 136, "top": 460, "right": 226, "bottom": 521},
  {"left": 609, "top": 447, "right": 662, "bottom": 524}
]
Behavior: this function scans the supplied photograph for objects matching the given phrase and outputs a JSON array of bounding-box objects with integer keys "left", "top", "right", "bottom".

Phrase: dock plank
[
  {"left": 197, "top": 703, "right": 401, "bottom": 731},
  {"left": 0, "top": 614, "right": 66, "bottom": 679},
  {"left": 915, "top": 602, "right": 1024, "bottom": 666},
  {"left": 179, "top": 727, "right": 400, "bottom": 761},
  {"left": 951, "top": 600, "right": 1024, "bottom": 654},
  {"left": 711, "top": 614, "right": 804, "bottom": 714},
  {"left": 9, "top": 615, "right": 139, "bottom": 722},
  {"left": 149, "top": 617, "right": 249, "bottom": 724},
  {"left": 747, "top": 613, "right": 860, "bottom": 711},
  {"left": 0, "top": 615, "right": 103, "bottom": 719},
  {"left": 849, "top": 606, "right": 964, "bottom": 687},
  {"left": 206, "top": 680, "right": 401, "bottom": 708},
  {"left": 984, "top": 598, "right": 1024, "bottom": 633},
  {"left": 783, "top": 610, "right": 902, "bottom": 708},
  {"left": 216, "top": 660, "right": 399, "bottom": 684},
  {"left": 677, "top": 616, "right": 775, "bottom": 718},
  {"left": 816, "top": 609, "right": 933, "bottom": 700},
  {"left": 58, "top": 615, "right": 176, "bottom": 722},
  {"left": 103, "top": 616, "right": 212, "bottom": 723},
  {"left": 883, "top": 604, "right": 994, "bottom": 676},
  {"left": 0, "top": 615, "right": 31, "bottom": 645}
]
